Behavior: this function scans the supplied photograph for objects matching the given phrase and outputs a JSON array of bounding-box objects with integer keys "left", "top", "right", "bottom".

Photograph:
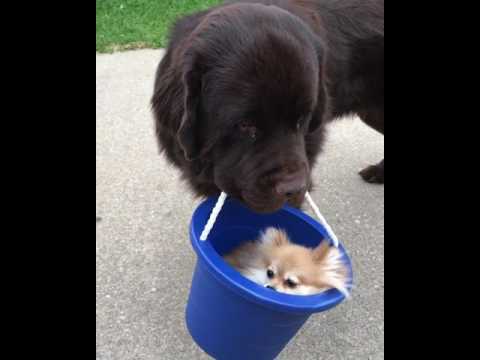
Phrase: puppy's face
[
  {"left": 177, "top": 4, "right": 327, "bottom": 213},
  {"left": 257, "top": 228, "right": 349, "bottom": 296}
]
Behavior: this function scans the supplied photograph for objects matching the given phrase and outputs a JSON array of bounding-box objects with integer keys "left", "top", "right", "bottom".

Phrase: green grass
[{"left": 96, "top": 0, "right": 222, "bottom": 53}]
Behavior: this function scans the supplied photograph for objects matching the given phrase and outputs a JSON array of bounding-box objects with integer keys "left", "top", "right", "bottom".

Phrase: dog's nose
[
  {"left": 265, "top": 285, "right": 276, "bottom": 291},
  {"left": 275, "top": 172, "right": 307, "bottom": 198}
]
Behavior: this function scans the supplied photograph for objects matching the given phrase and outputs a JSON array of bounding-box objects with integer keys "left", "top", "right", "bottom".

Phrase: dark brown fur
[{"left": 152, "top": 0, "right": 384, "bottom": 213}]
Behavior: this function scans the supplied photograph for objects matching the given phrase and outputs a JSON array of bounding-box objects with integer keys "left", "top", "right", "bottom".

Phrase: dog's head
[{"left": 176, "top": 3, "right": 329, "bottom": 212}]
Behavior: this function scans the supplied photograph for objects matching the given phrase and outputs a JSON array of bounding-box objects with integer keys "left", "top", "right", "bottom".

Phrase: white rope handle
[
  {"left": 305, "top": 192, "right": 339, "bottom": 248},
  {"left": 200, "top": 192, "right": 228, "bottom": 241},
  {"left": 200, "top": 191, "right": 339, "bottom": 247}
]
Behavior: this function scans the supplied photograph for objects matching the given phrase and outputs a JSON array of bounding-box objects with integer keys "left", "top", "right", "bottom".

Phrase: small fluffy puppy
[{"left": 224, "top": 227, "right": 349, "bottom": 296}]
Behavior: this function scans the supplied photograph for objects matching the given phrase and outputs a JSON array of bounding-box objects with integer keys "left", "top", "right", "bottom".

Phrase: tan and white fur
[{"left": 224, "top": 227, "right": 350, "bottom": 296}]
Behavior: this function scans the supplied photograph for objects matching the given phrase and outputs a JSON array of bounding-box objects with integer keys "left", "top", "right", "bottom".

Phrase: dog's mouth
[
  {"left": 242, "top": 197, "right": 284, "bottom": 214},
  {"left": 239, "top": 190, "right": 306, "bottom": 214},
  {"left": 216, "top": 165, "right": 309, "bottom": 213},
  {"left": 238, "top": 170, "right": 309, "bottom": 213}
]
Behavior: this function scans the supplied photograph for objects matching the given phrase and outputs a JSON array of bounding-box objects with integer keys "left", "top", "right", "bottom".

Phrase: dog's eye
[
  {"left": 239, "top": 121, "right": 251, "bottom": 131},
  {"left": 285, "top": 279, "right": 297, "bottom": 288},
  {"left": 238, "top": 121, "right": 257, "bottom": 140},
  {"left": 267, "top": 269, "right": 275, "bottom": 279}
]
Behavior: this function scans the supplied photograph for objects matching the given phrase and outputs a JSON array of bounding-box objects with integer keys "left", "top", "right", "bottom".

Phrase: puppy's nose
[
  {"left": 265, "top": 285, "right": 276, "bottom": 291},
  {"left": 275, "top": 172, "right": 307, "bottom": 198}
]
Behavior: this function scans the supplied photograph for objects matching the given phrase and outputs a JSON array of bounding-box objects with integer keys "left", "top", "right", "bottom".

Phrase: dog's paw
[{"left": 359, "top": 162, "right": 384, "bottom": 184}]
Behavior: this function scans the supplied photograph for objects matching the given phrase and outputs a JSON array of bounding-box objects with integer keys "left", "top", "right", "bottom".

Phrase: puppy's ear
[
  {"left": 260, "top": 228, "right": 290, "bottom": 247},
  {"left": 177, "top": 54, "right": 206, "bottom": 161},
  {"left": 312, "top": 242, "right": 350, "bottom": 297},
  {"left": 311, "top": 241, "right": 331, "bottom": 263}
]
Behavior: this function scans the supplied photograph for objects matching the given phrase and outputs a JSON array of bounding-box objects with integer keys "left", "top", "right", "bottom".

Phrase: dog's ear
[
  {"left": 308, "top": 84, "right": 329, "bottom": 133},
  {"left": 308, "top": 39, "right": 329, "bottom": 133},
  {"left": 177, "top": 54, "right": 205, "bottom": 161}
]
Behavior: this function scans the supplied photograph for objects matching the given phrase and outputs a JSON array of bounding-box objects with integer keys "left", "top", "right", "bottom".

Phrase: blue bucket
[{"left": 186, "top": 197, "right": 353, "bottom": 360}]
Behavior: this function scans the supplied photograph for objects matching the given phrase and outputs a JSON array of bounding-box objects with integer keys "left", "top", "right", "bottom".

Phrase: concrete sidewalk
[{"left": 96, "top": 49, "right": 384, "bottom": 360}]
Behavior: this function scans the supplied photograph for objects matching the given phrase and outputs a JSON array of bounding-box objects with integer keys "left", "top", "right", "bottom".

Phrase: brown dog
[{"left": 152, "top": 0, "right": 384, "bottom": 213}]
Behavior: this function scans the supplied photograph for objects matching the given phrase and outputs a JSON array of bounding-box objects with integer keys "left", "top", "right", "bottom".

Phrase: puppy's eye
[
  {"left": 285, "top": 279, "right": 297, "bottom": 288},
  {"left": 267, "top": 269, "right": 274, "bottom": 279}
]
